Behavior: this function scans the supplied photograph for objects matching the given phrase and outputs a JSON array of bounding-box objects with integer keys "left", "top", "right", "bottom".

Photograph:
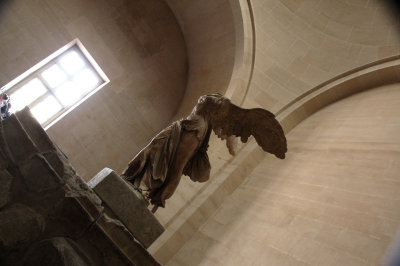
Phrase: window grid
[{"left": 2, "top": 39, "right": 108, "bottom": 128}]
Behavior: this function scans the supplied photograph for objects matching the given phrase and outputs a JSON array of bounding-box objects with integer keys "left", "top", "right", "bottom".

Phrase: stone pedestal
[
  {"left": 0, "top": 108, "right": 160, "bottom": 265},
  {"left": 88, "top": 168, "right": 164, "bottom": 248}
]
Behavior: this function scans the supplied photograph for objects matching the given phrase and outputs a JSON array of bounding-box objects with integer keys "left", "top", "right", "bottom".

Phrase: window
[{"left": 1, "top": 39, "right": 109, "bottom": 129}]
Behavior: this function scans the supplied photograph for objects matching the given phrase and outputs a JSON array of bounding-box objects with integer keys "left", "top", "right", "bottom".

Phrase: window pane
[
  {"left": 9, "top": 78, "right": 47, "bottom": 111},
  {"left": 59, "top": 50, "right": 85, "bottom": 75},
  {"left": 2, "top": 40, "right": 108, "bottom": 127},
  {"left": 54, "top": 81, "right": 82, "bottom": 106},
  {"left": 41, "top": 64, "right": 67, "bottom": 88},
  {"left": 73, "top": 68, "right": 100, "bottom": 93},
  {"left": 30, "top": 96, "right": 62, "bottom": 124}
]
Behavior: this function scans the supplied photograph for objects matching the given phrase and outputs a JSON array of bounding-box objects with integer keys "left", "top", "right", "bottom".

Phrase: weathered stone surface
[
  {"left": 67, "top": 188, "right": 104, "bottom": 217},
  {"left": 15, "top": 108, "right": 56, "bottom": 153},
  {"left": 98, "top": 213, "right": 160, "bottom": 265},
  {"left": 43, "top": 149, "right": 104, "bottom": 219},
  {"left": 2, "top": 114, "right": 38, "bottom": 164},
  {"left": 0, "top": 204, "right": 45, "bottom": 249},
  {"left": 75, "top": 217, "right": 133, "bottom": 266},
  {"left": 20, "top": 154, "right": 62, "bottom": 192},
  {"left": 0, "top": 169, "right": 13, "bottom": 208},
  {"left": 22, "top": 237, "right": 91, "bottom": 266},
  {"left": 43, "top": 151, "right": 67, "bottom": 179},
  {"left": 88, "top": 168, "right": 164, "bottom": 248},
  {"left": 45, "top": 195, "right": 102, "bottom": 238},
  {"left": 0, "top": 108, "right": 160, "bottom": 265},
  {"left": 0, "top": 146, "right": 9, "bottom": 169},
  {"left": 0, "top": 124, "right": 10, "bottom": 169}
]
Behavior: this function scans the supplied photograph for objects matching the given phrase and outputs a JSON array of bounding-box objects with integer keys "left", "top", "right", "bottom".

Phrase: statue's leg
[{"left": 150, "top": 131, "right": 199, "bottom": 209}]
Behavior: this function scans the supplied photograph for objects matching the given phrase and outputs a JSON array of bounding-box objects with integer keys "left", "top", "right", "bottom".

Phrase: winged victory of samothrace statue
[{"left": 122, "top": 93, "right": 287, "bottom": 212}]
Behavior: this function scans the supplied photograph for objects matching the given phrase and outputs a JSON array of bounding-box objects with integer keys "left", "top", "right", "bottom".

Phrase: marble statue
[{"left": 122, "top": 94, "right": 287, "bottom": 212}]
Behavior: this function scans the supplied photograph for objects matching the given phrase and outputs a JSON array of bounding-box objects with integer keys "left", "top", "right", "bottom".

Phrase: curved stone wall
[
  {"left": 150, "top": 0, "right": 400, "bottom": 263},
  {"left": 151, "top": 0, "right": 250, "bottom": 226},
  {"left": 169, "top": 82, "right": 400, "bottom": 265},
  {"left": 243, "top": 0, "right": 400, "bottom": 112},
  {"left": 2, "top": 0, "right": 399, "bottom": 263},
  {"left": 166, "top": 0, "right": 238, "bottom": 118},
  {"left": 150, "top": 59, "right": 400, "bottom": 263},
  {"left": 277, "top": 56, "right": 400, "bottom": 133}
]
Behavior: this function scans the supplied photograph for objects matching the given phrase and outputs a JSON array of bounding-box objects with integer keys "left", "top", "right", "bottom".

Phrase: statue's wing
[{"left": 211, "top": 104, "right": 287, "bottom": 159}]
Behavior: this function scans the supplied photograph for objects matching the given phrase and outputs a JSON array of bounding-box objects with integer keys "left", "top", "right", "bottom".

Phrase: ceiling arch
[{"left": 165, "top": 0, "right": 254, "bottom": 118}]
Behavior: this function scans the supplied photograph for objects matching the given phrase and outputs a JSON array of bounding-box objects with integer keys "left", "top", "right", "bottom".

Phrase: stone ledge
[
  {"left": 15, "top": 107, "right": 56, "bottom": 153},
  {"left": 1, "top": 114, "right": 38, "bottom": 164},
  {"left": 96, "top": 213, "right": 160, "bottom": 265},
  {"left": 88, "top": 168, "right": 164, "bottom": 248}
]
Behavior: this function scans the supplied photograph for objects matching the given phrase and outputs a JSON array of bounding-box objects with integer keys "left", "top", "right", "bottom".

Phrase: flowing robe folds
[
  {"left": 123, "top": 115, "right": 211, "bottom": 207},
  {"left": 122, "top": 94, "right": 287, "bottom": 211}
]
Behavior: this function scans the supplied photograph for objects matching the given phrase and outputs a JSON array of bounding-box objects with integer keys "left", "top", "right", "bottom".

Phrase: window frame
[{"left": 1, "top": 39, "right": 109, "bottom": 129}]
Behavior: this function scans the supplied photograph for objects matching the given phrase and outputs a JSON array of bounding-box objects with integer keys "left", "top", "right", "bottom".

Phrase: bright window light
[
  {"left": 0, "top": 39, "right": 109, "bottom": 128},
  {"left": 9, "top": 78, "right": 47, "bottom": 111},
  {"left": 73, "top": 68, "right": 100, "bottom": 93},
  {"left": 41, "top": 64, "right": 67, "bottom": 88},
  {"left": 30, "top": 96, "right": 62, "bottom": 124},
  {"left": 59, "top": 51, "right": 85, "bottom": 75},
  {"left": 54, "top": 81, "right": 82, "bottom": 106}
]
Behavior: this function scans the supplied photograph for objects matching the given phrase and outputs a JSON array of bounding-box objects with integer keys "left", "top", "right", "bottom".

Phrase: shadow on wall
[
  {"left": 0, "top": 0, "right": 11, "bottom": 23},
  {"left": 384, "top": 0, "right": 400, "bottom": 28},
  {"left": 385, "top": 230, "right": 400, "bottom": 266}
]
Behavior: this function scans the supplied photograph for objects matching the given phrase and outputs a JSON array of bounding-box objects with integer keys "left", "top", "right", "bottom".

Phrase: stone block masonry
[{"left": 0, "top": 107, "right": 160, "bottom": 265}]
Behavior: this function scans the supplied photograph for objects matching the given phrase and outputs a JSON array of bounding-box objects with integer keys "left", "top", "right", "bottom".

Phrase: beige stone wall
[
  {"left": 166, "top": 0, "right": 237, "bottom": 118},
  {"left": 169, "top": 83, "right": 400, "bottom": 265},
  {"left": 2, "top": 0, "right": 400, "bottom": 263},
  {"left": 151, "top": 0, "right": 242, "bottom": 227},
  {"left": 244, "top": 0, "right": 400, "bottom": 112},
  {"left": 150, "top": 57, "right": 400, "bottom": 264},
  {"left": 0, "top": 0, "right": 187, "bottom": 180},
  {"left": 149, "top": 0, "right": 400, "bottom": 263}
]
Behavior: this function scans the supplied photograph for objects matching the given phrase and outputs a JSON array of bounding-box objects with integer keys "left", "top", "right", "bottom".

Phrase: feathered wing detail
[{"left": 211, "top": 103, "right": 287, "bottom": 159}]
